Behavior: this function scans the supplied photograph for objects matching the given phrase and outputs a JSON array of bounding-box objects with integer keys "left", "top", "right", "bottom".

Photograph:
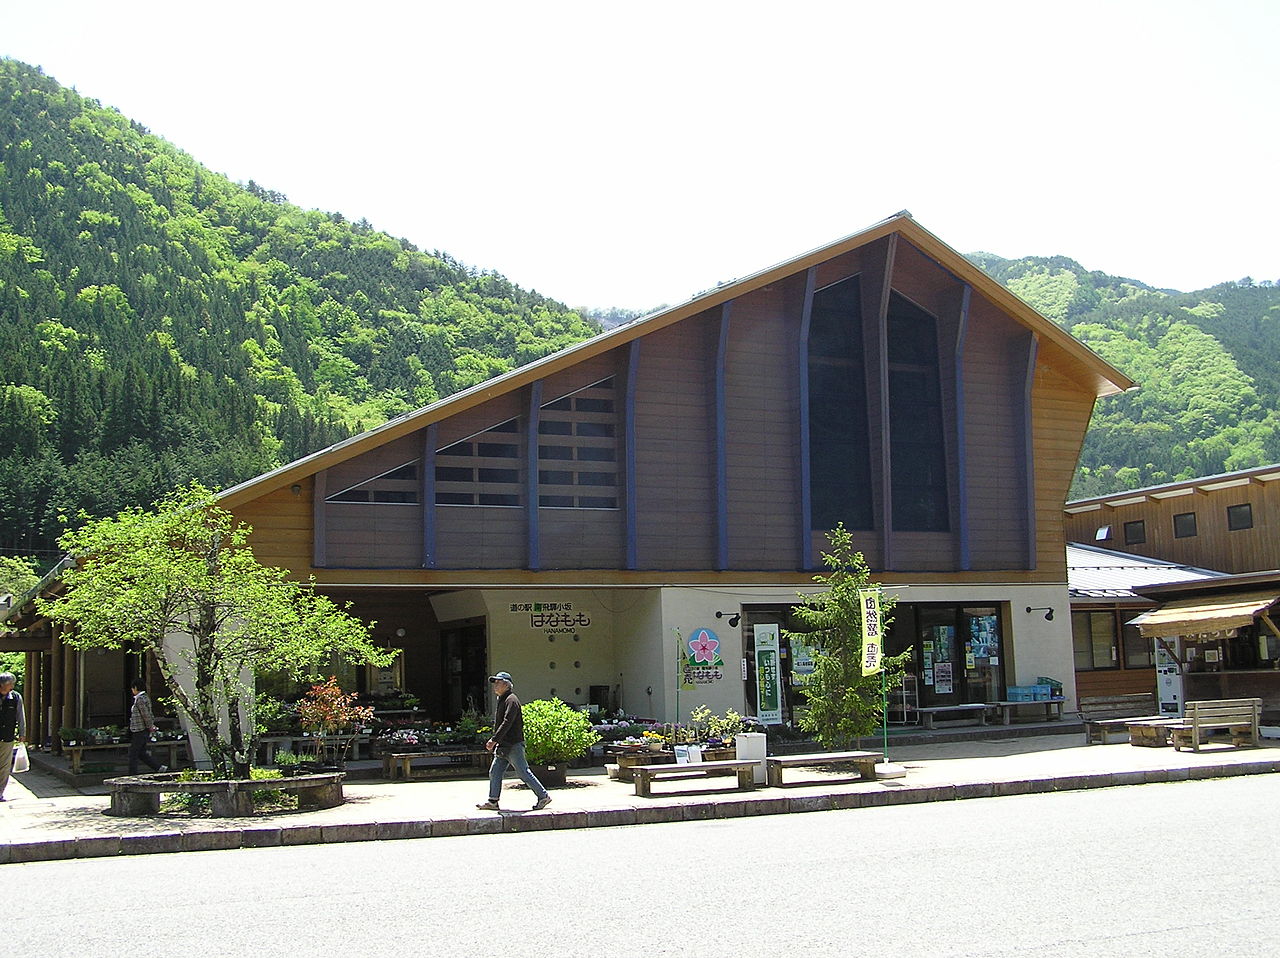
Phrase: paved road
[{"left": 9, "top": 775, "right": 1278, "bottom": 957}]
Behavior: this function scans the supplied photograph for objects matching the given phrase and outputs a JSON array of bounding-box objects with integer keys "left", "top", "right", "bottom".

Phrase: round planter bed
[{"left": 103, "top": 771, "right": 346, "bottom": 817}]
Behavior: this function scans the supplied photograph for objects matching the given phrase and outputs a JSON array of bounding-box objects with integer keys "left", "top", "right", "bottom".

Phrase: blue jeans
[{"left": 488, "top": 742, "right": 549, "bottom": 802}]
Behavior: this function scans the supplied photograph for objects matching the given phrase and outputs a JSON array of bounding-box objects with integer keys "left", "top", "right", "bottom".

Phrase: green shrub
[{"left": 522, "top": 698, "right": 601, "bottom": 765}]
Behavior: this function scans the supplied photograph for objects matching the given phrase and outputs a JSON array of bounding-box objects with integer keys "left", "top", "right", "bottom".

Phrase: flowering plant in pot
[
  {"left": 522, "top": 698, "right": 601, "bottom": 786},
  {"left": 295, "top": 677, "right": 373, "bottom": 768}
]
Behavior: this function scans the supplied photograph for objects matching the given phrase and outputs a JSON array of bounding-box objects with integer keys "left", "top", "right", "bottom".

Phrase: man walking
[
  {"left": 477, "top": 671, "right": 551, "bottom": 811},
  {"left": 0, "top": 671, "right": 25, "bottom": 802}
]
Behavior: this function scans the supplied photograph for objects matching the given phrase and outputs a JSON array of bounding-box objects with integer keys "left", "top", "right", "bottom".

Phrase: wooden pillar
[
  {"left": 62, "top": 628, "right": 77, "bottom": 739},
  {"left": 49, "top": 622, "right": 64, "bottom": 752},
  {"left": 24, "top": 650, "right": 38, "bottom": 745}
]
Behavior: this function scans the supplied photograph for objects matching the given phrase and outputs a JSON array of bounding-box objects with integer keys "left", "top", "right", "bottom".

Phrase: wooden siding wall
[
  {"left": 1030, "top": 362, "right": 1097, "bottom": 577},
  {"left": 632, "top": 313, "right": 719, "bottom": 569},
  {"left": 962, "top": 295, "right": 1036, "bottom": 570},
  {"left": 252, "top": 234, "right": 1094, "bottom": 578},
  {"left": 724, "top": 278, "right": 803, "bottom": 569},
  {"left": 1065, "top": 479, "right": 1280, "bottom": 574}
]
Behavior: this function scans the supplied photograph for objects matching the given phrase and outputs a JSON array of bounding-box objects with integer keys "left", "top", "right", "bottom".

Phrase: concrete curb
[{"left": 5, "top": 757, "right": 1279, "bottom": 865}]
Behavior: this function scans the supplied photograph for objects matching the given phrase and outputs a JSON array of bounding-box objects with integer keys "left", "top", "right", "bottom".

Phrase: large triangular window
[{"left": 326, "top": 462, "right": 419, "bottom": 504}]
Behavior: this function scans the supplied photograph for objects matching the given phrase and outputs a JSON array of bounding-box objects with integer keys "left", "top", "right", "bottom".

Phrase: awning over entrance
[{"left": 1128, "top": 591, "right": 1280, "bottom": 638}]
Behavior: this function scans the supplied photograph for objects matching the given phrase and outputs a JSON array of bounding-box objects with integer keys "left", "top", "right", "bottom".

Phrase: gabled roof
[
  {"left": 1067, "top": 541, "right": 1225, "bottom": 602},
  {"left": 220, "top": 212, "right": 1135, "bottom": 509},
  {"left": 1065, "top": 463, "right": 1280, "bottom": 513}
]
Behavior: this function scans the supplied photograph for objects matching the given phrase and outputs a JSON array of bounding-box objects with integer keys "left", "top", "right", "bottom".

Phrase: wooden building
[
  {"left": 5, "top": 213, "right": 1134, "bottom": 738},
  {"left": 1065, "top": 465, "right": 1280, "bottom": 575}
]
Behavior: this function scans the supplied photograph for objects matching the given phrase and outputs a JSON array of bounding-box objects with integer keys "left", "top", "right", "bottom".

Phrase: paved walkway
[{"left": 4, "top": 732, "right": 1278, "bottom": 864}]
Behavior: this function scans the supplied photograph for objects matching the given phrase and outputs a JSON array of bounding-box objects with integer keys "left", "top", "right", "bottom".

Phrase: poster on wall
[
  {"left": 934, "top": 662, "right": 954, "bottom": 694},
  {"left": 681, "top": 628, "right": 725, "bottom": 686},
  {"left": 754, "top": 624, "right": 783, "bottom": 725}
]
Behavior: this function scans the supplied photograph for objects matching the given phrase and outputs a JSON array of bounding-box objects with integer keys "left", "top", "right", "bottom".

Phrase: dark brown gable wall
[{"left": 632, "top": 311, "right": 719, "bottom": 569}]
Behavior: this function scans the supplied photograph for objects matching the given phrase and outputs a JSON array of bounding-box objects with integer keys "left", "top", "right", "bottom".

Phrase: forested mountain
[
  {"left": 2, "top": 59, "right": 1277, "bottom": 565},
  {"left": 0, "top": 60, "right": 598, "bottom": 560},
  {"left": 969, "top": 253, "right": 1280, "bottom": 499}
]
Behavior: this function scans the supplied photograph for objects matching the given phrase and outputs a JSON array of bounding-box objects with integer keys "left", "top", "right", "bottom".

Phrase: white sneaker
[{"left": 533, "top": 795, "right": 552, "bottom": 811}]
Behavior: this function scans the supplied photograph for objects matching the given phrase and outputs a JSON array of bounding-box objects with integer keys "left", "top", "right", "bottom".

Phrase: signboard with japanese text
[
  {"left": 754, "top": 624, "right": 783, "bottom": 724},
  {"left": 859, "top": 589, "right": 883, "bottom": 676}
]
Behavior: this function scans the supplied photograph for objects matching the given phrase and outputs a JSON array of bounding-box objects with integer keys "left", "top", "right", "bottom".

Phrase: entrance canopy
[{"left": 1128, "top": 590, "right": 1280, "bottom": 638}]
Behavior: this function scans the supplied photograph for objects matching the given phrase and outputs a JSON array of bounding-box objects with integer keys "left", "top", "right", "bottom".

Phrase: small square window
[
  {"left": 1227, "top": 503, "right": 1253, "bottom": 531},
  {"left": 1173, "top": 512, "right": 1198, "bottom": 538},
  {"left": 1094, "top": 525, "right": 1112, "bottom": 542},
  {"left": 1123, "top": 520, "right": 1146, "bottom": 545}
]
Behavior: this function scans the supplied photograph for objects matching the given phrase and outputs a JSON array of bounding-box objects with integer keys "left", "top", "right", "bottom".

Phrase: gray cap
[{"left": 488, "top": 671, "right": 514, "bottom": 685}]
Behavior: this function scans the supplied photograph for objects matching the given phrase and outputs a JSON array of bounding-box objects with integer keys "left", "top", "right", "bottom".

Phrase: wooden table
[{"left": 64, "top": 740, "right": 189, "bottom": 774}]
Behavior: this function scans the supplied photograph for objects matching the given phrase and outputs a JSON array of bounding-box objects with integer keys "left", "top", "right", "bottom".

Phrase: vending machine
[{"left": 1154, "top": 637, "right": 1183, "bottom": 716}]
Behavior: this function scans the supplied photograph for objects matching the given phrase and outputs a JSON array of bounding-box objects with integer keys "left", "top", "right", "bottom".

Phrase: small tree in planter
[
  {"left": 295, "top": 677, "right": 373, "bottom": 768},
  {"left": 522, "top": 698, "right": 601, "bottom": 786}
]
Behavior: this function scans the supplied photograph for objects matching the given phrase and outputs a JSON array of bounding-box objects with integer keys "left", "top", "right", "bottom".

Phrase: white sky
[{"left": 3, "top": 0, "right": 1277, "bottom": 311}]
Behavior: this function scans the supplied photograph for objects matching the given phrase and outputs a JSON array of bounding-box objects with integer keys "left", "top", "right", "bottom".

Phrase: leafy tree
[
  {"left": 787, "top": 524, "right": 911, "bottom": 747},
  {"left": 36, "top": 483, "right": 395, "bottom": 778}
]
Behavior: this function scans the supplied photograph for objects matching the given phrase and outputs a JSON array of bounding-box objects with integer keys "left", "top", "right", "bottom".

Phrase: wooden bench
[
  {"left": 64, "top": 740, "right": 189, "bottom": 775},
  {"left": 765, "top": 750, "right": 880, "bottom": 787},
  {"left": 104, "top": 771, "right": 345, "bottom": 817},
  {"left": 630, "top": 758, "right": 759, "bottom": 797},
  {"left": 1169, "top": 698, "right": 1262, "bottom": 752},
  {"left": 1079, "top": 693, "right": 1162, "bottom": 745},
  {"left": 987, "top": 697, "right": 1066, "bottom": 726},
  {"left": 383, "top": 750, "right": 490, "bottom": 779},
  {"left": 916, "top": 703, "right": 988, "bottom": 729}
]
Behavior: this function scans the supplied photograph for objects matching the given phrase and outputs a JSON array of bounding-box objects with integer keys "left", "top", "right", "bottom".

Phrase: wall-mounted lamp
[
  {"left": 1026, "top": 606, "right": 1055, "bottom": 621},
  {"left": 395, "top": 627, "right": 406, "bottom": 638},
  {"left": 715, "top": 610, "right": 741, "bottom": 628},
  {"left": 290, "top": 483, "right": 302, "bottom": 496}
]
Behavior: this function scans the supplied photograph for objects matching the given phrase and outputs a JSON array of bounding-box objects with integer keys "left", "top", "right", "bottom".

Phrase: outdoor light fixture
[
  {"left": 1026, "top": 606, "right": 1055, "bottom": 621},
  {"left": 715, "top": 610, "right": 741, "bottom": 628},
  {"left": 290, "top": 483, "right": 302, "bottom": 495}
]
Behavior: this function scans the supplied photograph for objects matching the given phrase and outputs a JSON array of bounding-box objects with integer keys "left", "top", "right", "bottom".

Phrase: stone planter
[{"left": 104, "top": 771, "right": 346, "bottom": 817}]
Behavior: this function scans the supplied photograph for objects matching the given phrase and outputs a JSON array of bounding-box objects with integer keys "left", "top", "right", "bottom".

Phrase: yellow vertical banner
[{"left": 859, "top": 588, "right": 882, "bottom": 676}]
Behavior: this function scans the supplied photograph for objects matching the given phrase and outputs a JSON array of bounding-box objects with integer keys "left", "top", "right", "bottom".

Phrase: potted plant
[
  {"left": 522, "top": 698, "right": 601, "bottom": 788},
  {"left": 295, "top": 677, "right": 374, "bottom": 769},
  {"left": 273, "top": 750, "right": 303, "bottom": 777}
]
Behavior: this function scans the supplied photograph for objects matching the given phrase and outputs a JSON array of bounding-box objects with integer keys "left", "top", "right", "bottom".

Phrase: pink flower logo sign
[{"left": 687, "top": 629, "right": 725, "bottom": 666}]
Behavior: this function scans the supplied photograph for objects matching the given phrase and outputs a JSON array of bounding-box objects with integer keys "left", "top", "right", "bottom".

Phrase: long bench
[
  {"left": 987, "top": 697, "right": 1066, "bottom": 726},
  {"left": 765, "top": 750, "right": 879, "bottom": 787},
  {"left": 383, "top": 750, "right": 490, "bottom": 779},
  {"left": 104, "top": 771, "right": 345, "bottom": 817},
  {"left": 64, "top": 740, "right": 189, "bottom": 775},
  {"left": 1169, "top": 698, "right": 1262, "bottom": 752},
  {"left": 916, "top": 703, "right": 988, "bottom": 729},
  {"left": 1079, "top": 693, "right": 1163, "bottom": 745},
  {"left": 630, "top": 759, "right": 759, "bottom": 797}
]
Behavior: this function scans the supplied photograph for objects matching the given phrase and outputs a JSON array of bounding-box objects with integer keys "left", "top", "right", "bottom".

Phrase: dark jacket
[
  {"left": 491, "top": 689, "right": 525, "bottom": 746},
  {"left": 0, "top": 689, "right": 25, "bottom": 742}
]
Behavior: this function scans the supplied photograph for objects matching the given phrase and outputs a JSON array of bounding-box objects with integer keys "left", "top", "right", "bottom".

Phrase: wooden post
[{"left": 49, "top": 623, "right": 64, "bottom": 752}]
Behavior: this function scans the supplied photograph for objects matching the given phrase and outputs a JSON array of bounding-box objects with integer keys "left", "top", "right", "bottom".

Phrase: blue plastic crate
[
  {"left": 1032, "top": 684, "right": 1052, "bottom": 700},
  {"left": 1006, "top": 686, "right": 1034, "bottom": 702}
]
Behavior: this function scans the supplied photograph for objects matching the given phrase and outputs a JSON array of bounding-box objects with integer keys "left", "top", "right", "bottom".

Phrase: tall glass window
[
  {"left": 887, "top": 293, "right": 948, "bottom": 531},
  {"left": 808, "top": 276, "right": 872, "bottom": 530}
]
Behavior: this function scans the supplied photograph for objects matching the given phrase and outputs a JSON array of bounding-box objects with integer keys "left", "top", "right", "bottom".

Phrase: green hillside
[
  {"left": 970, "top": 253, "right": 1280, "bottom": 498},
  {"left": 0, "top": 59, "right": 598, "bottom": 559}
]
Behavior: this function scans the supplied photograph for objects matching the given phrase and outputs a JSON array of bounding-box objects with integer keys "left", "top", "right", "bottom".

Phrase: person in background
[
  {"left": 0, "top": 671, "right": 25, "bottom": 801},
  {"left": 128, "top": 680, "right": 167, "bottom": 775},
  {"left": 476, "top": 671, "right": 551, "bottom": 812}
]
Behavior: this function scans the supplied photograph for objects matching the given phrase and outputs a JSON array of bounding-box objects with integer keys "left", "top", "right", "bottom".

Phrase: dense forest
[
  {"left": 2, "top": 58, "right": 1279, "bottom": 567},
  {"left": 969, "top": 254, "right": 1280, "bottom": 498},
  {"left": 0, "top": 59, "right": 598, "bottom": 561}
]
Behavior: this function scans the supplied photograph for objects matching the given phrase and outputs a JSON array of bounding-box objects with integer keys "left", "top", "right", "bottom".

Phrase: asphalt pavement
[{"left": 3, "top": 724, "right": 1279, "bottom": 865}]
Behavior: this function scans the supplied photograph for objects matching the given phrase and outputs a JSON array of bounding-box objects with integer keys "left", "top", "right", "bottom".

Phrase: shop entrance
[
  {"left": 888, "top": 604, "right": 1006, "bottom": 707},
  {"left": 441, "top": 622, "right": 488, "bottom": 719}
]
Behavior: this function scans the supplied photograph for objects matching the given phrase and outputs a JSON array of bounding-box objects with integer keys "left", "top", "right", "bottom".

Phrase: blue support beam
[
  {"left": 526, "top": 380, "right": 542, "bottom": 570},
  {"left": 715, "top": 303, "right": 731, "bottom": 571},
  {"left": 624, "top": 341, "right": 640, "bottom": 570},
  {"left": 798, "top": 267, "right": 816, "bottom": 571},
  {"left": 421, "top": 423, "right": 437, "bottom": 569},
  {"left": 1022, "top": 333, "right": 1039, "bottom": 570},
  {"left": 954, "top": 285, "right": 971, "bottom": 571}
]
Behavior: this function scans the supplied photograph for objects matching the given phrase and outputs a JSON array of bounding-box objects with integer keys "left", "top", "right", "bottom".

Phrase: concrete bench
[
  {"left": 987, "top": 698, "right": 1066, "bottom": 726},
  {"left": 1169, "top": 698, "right": 1262, "bottom": 752},
  {"left": 383, "top": 750, "right": 489, "bottom": 779},
  {"left": 105, "top": 771, "right": 345, "bottom": 817},
  {"left": 916, "top": 703, "right": 988, "bottom": 729},
  {"left": 1079, "top": 693, "right": 1162, "bottom": 745},
  {"left": 765, "top": 750, "right": 880, "bottom": 787},
  {"left": 630, "top": 758, "right": 759, "bottom": 797},
  {"left": 64, "top": 740, "right": 189, "bottom": 774}
]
